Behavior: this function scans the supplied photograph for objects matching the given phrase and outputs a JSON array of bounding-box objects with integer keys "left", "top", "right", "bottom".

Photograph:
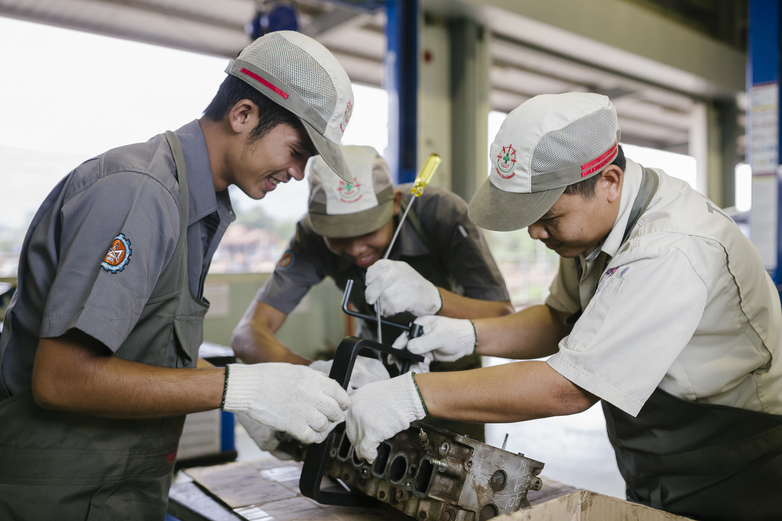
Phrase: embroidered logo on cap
[
  {"left": 340, "top": 100, "right": 353, "bottom": 133},
  {"left": 496, "top": 145, "right": 517, "bottom": 179},
  {"left": 101, "top": 233, "right": 131, "bottom": 273},
  {"left": 337, "top": 179, "right": 362, "bottom": 203},
  {"left": 277, "top": 251, "right": 295, "bottom": 271}
]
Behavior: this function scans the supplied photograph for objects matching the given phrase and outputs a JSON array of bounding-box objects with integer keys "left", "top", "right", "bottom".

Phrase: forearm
[
  {"left": 437, "top": 288, "right": 514, "bottom": 319},
  {"left": 474, "top": 304, "right": 570, "bottom": 359},
  {"left": 415, "top": 361, "right": 597, "bottom": 423},
  {"left": 32, "top": 331, "right": 225, "bottom": 419},
  {"left": 231, "top": 301, "right": 310, "bottom": 365},
  {"left": 232, "top": 318, "right": 309, "bottom": 365}
]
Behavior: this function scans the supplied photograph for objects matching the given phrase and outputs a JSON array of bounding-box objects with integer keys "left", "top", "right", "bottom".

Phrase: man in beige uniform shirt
[{"left": 344, "top": 92, "right": 782, "bottom": 521}]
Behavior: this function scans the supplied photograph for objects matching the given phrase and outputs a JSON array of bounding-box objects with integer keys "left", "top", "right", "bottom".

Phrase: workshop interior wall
[{"left": 202, "top": 273, "right": 347, "bottom": 361}]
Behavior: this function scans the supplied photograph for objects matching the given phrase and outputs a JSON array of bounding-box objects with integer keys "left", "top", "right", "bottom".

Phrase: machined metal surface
[
  {"left": 293, "top": 333, "right": 545, "bottom": 520},
  {"left": 320, "top": 421, "right": 543, "bottom": 520}
]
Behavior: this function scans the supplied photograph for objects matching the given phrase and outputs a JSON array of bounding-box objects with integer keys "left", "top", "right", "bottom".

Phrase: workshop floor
[{"left": 233, "top": 359, "right": 627, "bottom": 500}]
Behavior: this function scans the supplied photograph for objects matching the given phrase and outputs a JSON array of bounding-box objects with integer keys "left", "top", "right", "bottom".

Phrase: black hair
[
  {"left": 563, "top": 144, "right": 626, "bottom": 198},
  {"left": 203, "top": 75, "right": 308, "bottom": 145}
]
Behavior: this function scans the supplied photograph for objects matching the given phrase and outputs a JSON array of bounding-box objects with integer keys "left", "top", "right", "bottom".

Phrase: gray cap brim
[
  {"left": 308, "top": 198, "right": 394, "bottom": 238},
  {"left": 468, "top": 176, "right": 566, "bottom": 231},
  {"left": 302, "top": 120, "right": 352, "bottom": 183}
]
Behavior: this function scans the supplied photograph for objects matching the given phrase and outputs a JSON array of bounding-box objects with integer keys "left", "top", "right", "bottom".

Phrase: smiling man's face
[{"left": 228, "top": 122, "right": 313, "bottom": 200}]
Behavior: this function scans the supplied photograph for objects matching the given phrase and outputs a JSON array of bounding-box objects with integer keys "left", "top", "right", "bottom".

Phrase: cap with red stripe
[
  {"left": 225, "top": 31, "right": 355, "bottom": 182},
  {"left": 468, "top": 93, "right": 621, "bottom": 231}
]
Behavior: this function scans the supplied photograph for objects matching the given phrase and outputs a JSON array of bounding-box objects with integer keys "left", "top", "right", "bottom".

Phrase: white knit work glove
[
  {"left": 309, "top": 356, "right": 390, "bottom": 393},
  {"left": 234, "top": 412, "right": 293, "bottom": 460},
  {"left": 392, "top": 315, "right": 476, "bottom": 362},
  {"left": 365, "top": 259, "right": 442, "bottom": 317},
  {"left": 386, "top": 349, "right": 433, "bottom": 375},
  {"left": 222, "top": 363, "right": 350, "bottom": 445},
  {"left": 346, "top": 372, "right": 427, "bottom": 462}
]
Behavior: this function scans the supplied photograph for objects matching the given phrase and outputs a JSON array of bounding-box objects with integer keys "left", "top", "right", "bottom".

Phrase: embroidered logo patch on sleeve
[
  {"left": 101, "top": 233, "right": 132, "bottom": 273},
  {"left": 277, "top": 250, "right": 295, "bottom": 271}
]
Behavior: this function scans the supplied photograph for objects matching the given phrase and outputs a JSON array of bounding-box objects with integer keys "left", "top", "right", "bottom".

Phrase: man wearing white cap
[
  {"left": 232, "top": 144, "right": 513, "bottom": 444},
  {"left": 345, "top": 93, "right": 782, "bottom": 521},
  {"left": 0, "top": 31, "right": 355, "bottom": 519}
]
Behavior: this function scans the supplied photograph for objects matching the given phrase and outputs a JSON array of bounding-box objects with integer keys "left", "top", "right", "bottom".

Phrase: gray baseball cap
[
  {"left": 306, "top": 145, "right": 394, "bottom": 238},
  {"left": 469, "top": 92, "right": 621, "bottom": 231},
  {"left": 226, "top": 31, "right": 355, "bottom": 182}
]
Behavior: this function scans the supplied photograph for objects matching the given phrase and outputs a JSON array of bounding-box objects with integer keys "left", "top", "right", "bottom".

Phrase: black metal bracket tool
[
  {"left": 299, "top": 336, "right": 425, "bottom": 506},
  {"left": 340, "top": 279, "right": 424, "bottom": 340},
  {"left": 299, "top": 280, "right": 425, "bottom": 506}
]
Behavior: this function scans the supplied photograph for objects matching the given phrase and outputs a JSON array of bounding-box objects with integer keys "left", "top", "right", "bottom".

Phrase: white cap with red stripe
[
  {"left": 469, "top": 92, "right": 620, "bottom": 231},
  {"left": 226, "top": 31, "right": 355, "bottom": 182}
]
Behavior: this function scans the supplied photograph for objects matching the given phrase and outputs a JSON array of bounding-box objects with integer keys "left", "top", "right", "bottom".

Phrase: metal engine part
[
  {"left": 286, "top": 334, "right": 545, "bottom": 519},
  {"left": 325, "top": 422, "right": 543, "bottom": 520},
  {"left": 284, "top": 420, "right": 544, "bottom": 520}
]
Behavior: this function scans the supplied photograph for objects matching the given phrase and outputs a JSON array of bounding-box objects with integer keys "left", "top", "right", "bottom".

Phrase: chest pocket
[
  {"left": 172, "top": 307, "right": 207, "bottom": 367},
  {"left": 568, "top": 273, "right": 625, "bottom": 353}
]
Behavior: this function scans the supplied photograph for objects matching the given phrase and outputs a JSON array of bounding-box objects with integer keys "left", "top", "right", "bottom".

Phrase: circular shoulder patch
[
  {"left": 277, "top": 250, "right": 295, "bottom": 271},
  {"left": 101, "top": 233, "right": 132, "bottom": 273}
]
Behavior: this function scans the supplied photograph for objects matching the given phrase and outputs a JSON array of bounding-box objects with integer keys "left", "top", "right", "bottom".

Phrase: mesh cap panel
[
  {"left": 531, "top": 106, "right": 618, "bottom": 176},
  {"left": 239, "top": 34, "right": 338, "bottom": 122}
]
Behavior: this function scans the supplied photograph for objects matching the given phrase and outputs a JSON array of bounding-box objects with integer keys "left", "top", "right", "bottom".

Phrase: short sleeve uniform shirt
[
  {"left": 257, "top": 185, "right": 510, "bottom": 331},
  {"left": 0, "top": 120, "right": 235, "bottom": 395},
  {"left": 545, "top": 159, "right": 782, "bottom": 417}
]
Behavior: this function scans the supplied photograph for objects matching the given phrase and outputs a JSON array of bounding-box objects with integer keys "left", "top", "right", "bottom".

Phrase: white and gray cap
[
  {"left": 468, "top": 92, "right": 621, "bottom": 231},
  {"left": 306, "top": 145, "right": 394, "bottom": 239},
  {"left": 226, "top": 31, "right": 355, "bottom": 182}
]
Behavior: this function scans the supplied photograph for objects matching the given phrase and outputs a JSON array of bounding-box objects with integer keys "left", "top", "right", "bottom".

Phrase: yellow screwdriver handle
[{"left": 410, "top": 153, "right": 441, "bottom": 197}]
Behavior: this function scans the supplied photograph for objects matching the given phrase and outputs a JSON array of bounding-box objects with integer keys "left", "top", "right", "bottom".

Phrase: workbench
[{"left": 167, "top": 453, "right": 579, "bottom": 521}]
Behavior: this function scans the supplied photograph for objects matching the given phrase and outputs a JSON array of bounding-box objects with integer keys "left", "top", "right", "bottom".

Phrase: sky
[{"left": 0, "top": 16, "right": 388, "bottom": 228}]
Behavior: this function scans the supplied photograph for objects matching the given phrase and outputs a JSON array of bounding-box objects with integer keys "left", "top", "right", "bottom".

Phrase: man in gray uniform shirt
[
  {"left": 0, "top": 32, "right": 356, "bottom": 520},
  {"left": 232, "top": 144, "right": 513, "bottom": 443}
]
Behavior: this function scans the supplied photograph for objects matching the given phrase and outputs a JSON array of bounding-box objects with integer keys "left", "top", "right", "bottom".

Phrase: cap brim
[
  {"left": 301, "top": 120, "right": 352, "bottom": 182},
  {"left": 307, "top": 199, "right": 394, "bottom": 238},
  {"left": 468, "top": 177, "right": 566, "bottom": 231}
]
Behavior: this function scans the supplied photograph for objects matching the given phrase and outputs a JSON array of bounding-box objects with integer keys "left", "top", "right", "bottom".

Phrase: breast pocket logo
[{"left": 101, "top": 233, "right": 132, "bottom": 273}]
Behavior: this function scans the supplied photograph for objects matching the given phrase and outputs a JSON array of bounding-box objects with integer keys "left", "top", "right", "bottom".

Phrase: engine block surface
[{"left": 300, "top": 421, "right": 544, "bottom": 520}]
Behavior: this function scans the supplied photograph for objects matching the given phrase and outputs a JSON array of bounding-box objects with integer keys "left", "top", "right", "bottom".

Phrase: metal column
[
  {"left": 384, "top": 0, "right": 419, "bottom": 184},
  {"left": 449, "top": 18, "right": 489, "bottom": 201},
  {"left": 748, "top": 0, "right": 781, "bottom": 282}
]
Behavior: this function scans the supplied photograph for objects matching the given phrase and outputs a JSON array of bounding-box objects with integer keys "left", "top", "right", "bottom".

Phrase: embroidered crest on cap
[
  {"left": 101, "top": 233, "right": 132, "bottom": 273},
  {"left": 277, "top": 251, "right": 295, "bottom": 271},
  {"left": 337, "top": 179, "right": 363, "bottom": 203},
  {"left": 340, "top": 100, "right": 353, "bottom": 133},
  {"left": 496, "top": 145, "right": 517, "bottom": 179}
]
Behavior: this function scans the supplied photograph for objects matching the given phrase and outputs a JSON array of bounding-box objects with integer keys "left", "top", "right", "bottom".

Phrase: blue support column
[
  {"left": 220, "top": 411, "right": 235, "bottom": 453},
  {"left": 748, "top": 0, "right": 782, "bottom": 283},
  {"left": 384, "top": 0, "right": 419, "bottom": 184}
]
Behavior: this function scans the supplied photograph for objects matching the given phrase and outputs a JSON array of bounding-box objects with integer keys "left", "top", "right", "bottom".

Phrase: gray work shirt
[
  {"left": 257, "top": 184, "right": 510, "bottom": 337},
  {"left": 0, "top": 120, "right": 234, "bottom": 395}
]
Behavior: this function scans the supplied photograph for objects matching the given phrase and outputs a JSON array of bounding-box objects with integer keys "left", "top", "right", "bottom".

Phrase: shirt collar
[
  {"left": 600, "top": 158, "right": 642, "bottom": 259},
  {"left": 175, "top": 120, "right": 234, "bottom": 226}
]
